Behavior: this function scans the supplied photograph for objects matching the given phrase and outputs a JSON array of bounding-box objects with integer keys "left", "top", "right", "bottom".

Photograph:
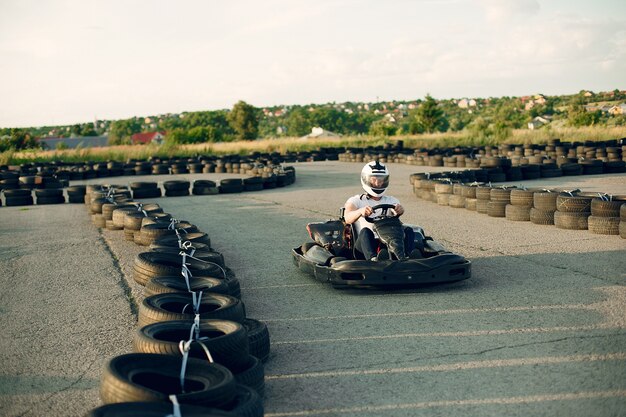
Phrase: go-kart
[{"left": 292, "top": 204, "right": 471, "bottom": 288}]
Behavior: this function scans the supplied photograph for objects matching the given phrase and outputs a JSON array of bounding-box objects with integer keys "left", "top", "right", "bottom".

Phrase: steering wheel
[{"left": 363, "top": 203, "right": 398, "bottom": 223}]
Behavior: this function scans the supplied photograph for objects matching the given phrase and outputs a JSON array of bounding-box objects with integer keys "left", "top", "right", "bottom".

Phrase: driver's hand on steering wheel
[
  {"left": 394, "top": 204, "right": 404, "bottom": 216},
  {"left": 361, "top": 206, "right": 373, "bottom": 217}
]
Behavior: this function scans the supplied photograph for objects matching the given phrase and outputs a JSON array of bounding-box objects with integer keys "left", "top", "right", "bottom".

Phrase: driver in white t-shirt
[{"left": 344, "top": 160, "right": 414, "bottom": 261}]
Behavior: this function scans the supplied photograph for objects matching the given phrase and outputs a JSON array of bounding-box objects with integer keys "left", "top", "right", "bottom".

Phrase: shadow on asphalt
[
  {"left": 0, "top": 375, "right": 99, "bottom": 395},
  {"left": 298, "top": 247, "right": 625, "bottom": 297}
]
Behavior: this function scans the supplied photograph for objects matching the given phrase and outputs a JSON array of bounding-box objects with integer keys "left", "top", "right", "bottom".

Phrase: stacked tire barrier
[
  {"left": 555, "top": 192, "right": 594, "bottom": 230},
  {"left": 589, "top": 195, "right": 626, "bottom": 235},
  {"left": 531, "top": 190, "right": 559, "bottom": 226},
  {"left": 505, "top": 188, "right": 535, "bottom": 222},
  {"left": 338, "top": 138, "right": 626, "bottom": 175},
  {"left": 411, "top": 172, "right": 626, "bottom": 239},
  {"left": 83, "top": 185, "right": 271, "bottom": 416},
  {"left": 0, "top": 159, "right": 295, "bottom": 208}
]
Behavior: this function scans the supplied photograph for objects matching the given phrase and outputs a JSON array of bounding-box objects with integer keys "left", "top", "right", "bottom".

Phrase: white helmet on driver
[{"left": 361, "top": 160, "right": 389, "bottom": 197}]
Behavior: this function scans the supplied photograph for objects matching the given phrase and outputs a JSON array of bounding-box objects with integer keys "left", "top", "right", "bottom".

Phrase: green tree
[
  {"left": 165, "top": 128, "right": 190, "bottom": 144},
  {"left": 108, "top": 118, "right": 141, "bottom": 145},
  {"left": 410, "top": 95, "right": 449, "bottom": 133},
  {"left": 227, "top": 101, "right": 259, "bottom": 140},
  {"left": 1, "top": 129, "right": 39, "bottom": 150},
  {"left": 285, "top": 107, "right": 311, "bottom": 136},
  {"left": 368, "top": 120, "right": 397, "bottom": 136},
  {"left": 80, "top": 123, "right": 98, "bottom": 136},
  {"left": 567, "top": 95, "right": 602, "bottom": 127}
]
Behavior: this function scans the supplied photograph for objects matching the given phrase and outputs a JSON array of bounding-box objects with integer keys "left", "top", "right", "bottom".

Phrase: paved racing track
[{"left": 1, "top": 161, "right": 625, "bottom": 416}]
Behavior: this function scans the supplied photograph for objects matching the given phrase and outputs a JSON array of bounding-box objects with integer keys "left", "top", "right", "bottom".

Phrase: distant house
[
  {"left": 457, "top": 98, "right": 477, "bottom": 109},
  {"left": 524, "top": 94, "right": 547, "bottom": 110},
  {"left": 607, "top": 104, "right": 626, "bottom": 115},
  {"left": 131, "top": 131, "right": 166, "bottom": 145},
  {"left": 38, "top": 136, "right": 109, "bottom": 149},
  {"left": 527, "top": 116, "right": 552, "bottom": 130},
  {"left": 300, "top": 127, "right": 340, "bottom": 139}
]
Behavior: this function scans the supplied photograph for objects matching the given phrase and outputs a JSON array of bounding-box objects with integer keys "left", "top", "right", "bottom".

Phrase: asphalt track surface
[{"left": 0, "top": 161, "right": 625, "bottom": 417}]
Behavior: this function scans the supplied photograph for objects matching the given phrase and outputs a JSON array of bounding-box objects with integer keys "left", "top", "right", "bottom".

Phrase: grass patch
[{"left": 2, "top": 126, "right": 624, "bottom": 165}]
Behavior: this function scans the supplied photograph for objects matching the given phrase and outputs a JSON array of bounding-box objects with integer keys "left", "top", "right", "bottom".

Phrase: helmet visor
[{"left": 364, "top": 173, "right": 389, "bottom": 191}]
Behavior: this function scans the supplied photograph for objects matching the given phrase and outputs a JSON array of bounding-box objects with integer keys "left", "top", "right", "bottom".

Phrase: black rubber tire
[
  {"left": 153, "top": 232, "right": 211, "bottom": 248},
  {"left": 3, "top": 189, "right": 32, "bottom": 197},
  {"left": 130, "top": 181, "right": 159, "bottom": 190},
  {"left": 36, "top": 195, "right": 66, "bottom": 205},
  {"left": 587, "top": 216, "right": 620, "bottom": 235},
  {"left": 194, "top": 180, "right": 217, "bottom": 187},
  {"left": 244, "top": 183, "right": 264, "bottom": 192},
  {"left": 510, "top": 189, "right": 535, "bottom": 207},
  {"left": 151, "top": 240, "right": 211, "bottom": 252},
  {"left": 219, "top": 185, "right": 244, "bottom": 194},
  {"left": 124, "top": 212, "right": 148, "bottom": 231},
  {"left": 99, "top": 353, "right": 236, "bottom": 408},
  {"left": 66, "top": 185, "right": 86, "bottom": 196},
  {"left": 5, "top": 196, "right": 34, "bottom": 206},
  {"left": 505, "top": 204, "right": 531, "bottom": 221},
  {"left": 232, "top": 355, "right": 265, "bottom": 398},
  {"left": 590, "top": 197, "right": 626, "bottom": 217},
  {"left": 487, "top": 201, "right": 507, "bottom": 217},
  {"left": 460, "top": 185, "right": 478, "bottom": 198},
  {"left": 554, "top": 211, "right": 590, "bottom": 230},
  {"left": 163, "top": 180, "right": 191, "bottom": 191},
  {"left": 139, "top": 223, "right": 199, "bottom": 247},
  {"left": 144, "top": 276, "right": 231, "bottom": 297},
  {"left": 530, "top": 208, "right": 555, "bottom": 225},
  {"left": 133, "top": 253, "right": 224, "bottom": 286},
  {"left": 489, "top": 188, "right": 513, "bottom": 203},
  {"left": 133, "top": 188, "right": 163, "bottom": 199},
  {"left": 556, "top": 194, "right": 593, "bottom": 213},
  {"left": 68, "top": 195, "right": 85, "bottom": 204},
  {"left": 476, "top": 186, "right": 493, "bottom": 200},
  {"left": 193, "top": 186, "right": 219, "bottom": 195},
  {"left": 87, "top": 402, "right": 238, "bottom": 417},
  {"left": 133, "top": 320, "right": 250, "bottom": 371},
  {"left": 533, "top": 191, "right": 559, "bottom": 211},
  {"left": 464, "top": 197, "right": 477, "bottom": 211},
  {"left": 150, "top": 247, "right": 224, "bottom": 267},
  {"left": 242, "top": 318, "right": 270, "bottom": 363},
  {"left": 138, "top": 293, "right": 246, "bottom": 327},
  {"left": 165, "top": 188, "right": 191, "bottom": 197},
  {"left": 448, "top": 194, "right": 465, "bottom": 208},
  {"left": 475, "top": 199, "right": 490, "bottom": 214},
  {"left": 140, "top": 212, "right": 173, "bottom": 227},
  {"left": 134, "top": 251, "right": 222, "bottom": 277},
  {"left": 34, "top": 188, "right": 63, "bottom": 197},
  {"left": 220, "top": 384, "right": 264, "bottom": 417}
]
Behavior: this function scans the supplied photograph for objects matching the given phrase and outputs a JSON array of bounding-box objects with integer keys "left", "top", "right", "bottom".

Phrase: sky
[{"left": 0, "top": 0, "right": 625, "bottom": 128}]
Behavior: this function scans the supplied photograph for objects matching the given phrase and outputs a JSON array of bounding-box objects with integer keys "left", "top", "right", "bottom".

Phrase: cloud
[{"left": 478, "top": 0, "right": 540, "bottom": 23}]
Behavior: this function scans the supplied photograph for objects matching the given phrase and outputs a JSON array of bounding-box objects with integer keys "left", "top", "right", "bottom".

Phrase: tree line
[{"left": 1, "top": 90, "right": 625, "bottom": 151}]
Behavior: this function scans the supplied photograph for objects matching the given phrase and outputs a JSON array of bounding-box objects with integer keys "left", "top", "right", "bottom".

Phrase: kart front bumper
[{"left": 292, "top": 248, "right": 471, "bottom": 287}]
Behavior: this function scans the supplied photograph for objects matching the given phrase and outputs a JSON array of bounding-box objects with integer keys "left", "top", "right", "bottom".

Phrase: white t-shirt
[{"left": 346, "top": 194, "right": 400, "bottom": 235}]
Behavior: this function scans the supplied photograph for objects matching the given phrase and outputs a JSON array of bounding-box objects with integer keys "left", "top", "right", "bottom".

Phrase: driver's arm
[{"left": 344, "top": 202, "right": 372, "bottom": 224}]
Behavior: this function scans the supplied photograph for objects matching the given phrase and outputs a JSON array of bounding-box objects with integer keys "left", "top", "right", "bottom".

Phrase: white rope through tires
[
  {"left": 180, "top": 250, "right": 227, "bottom": 279},
  {"left": 177, "top": 326, "right": 215, "bottom": 391},
  {"left": 181, "top": 290, "right": 203, "bottom": 315},
  {"left": 166, "top": 395, "right": 182, "bottom": 417},
  {"left": 181, "top": 240, "right": 196, "bottom": 257},
  {"left": 181, "top": 264, "right": 193, "bottom": 293}
]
